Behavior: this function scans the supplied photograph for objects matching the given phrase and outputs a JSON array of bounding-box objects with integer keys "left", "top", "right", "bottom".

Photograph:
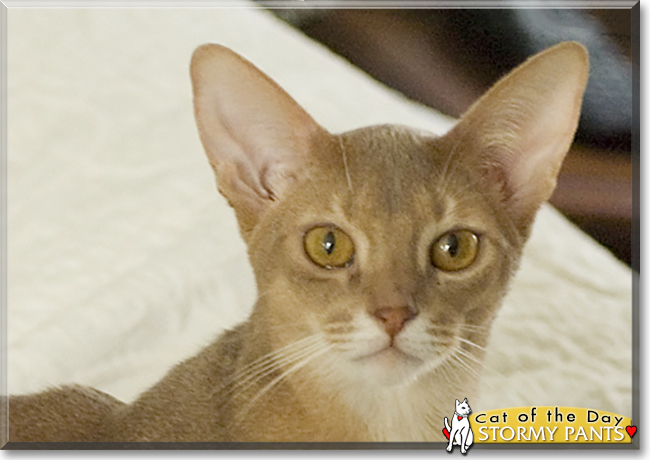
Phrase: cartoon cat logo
[{"left": 443, "top": 398, "right": 474, "bottom": 454}]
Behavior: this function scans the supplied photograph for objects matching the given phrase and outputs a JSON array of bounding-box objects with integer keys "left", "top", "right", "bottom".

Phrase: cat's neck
[{"left": 333, "top": 368, "right": 477, "bottom": 441}]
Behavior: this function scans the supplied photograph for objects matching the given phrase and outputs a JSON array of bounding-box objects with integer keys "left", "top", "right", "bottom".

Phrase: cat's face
[
  {"left": 190, "top": 43, "right": 588, "bottom": 389},
  {"left": 247, "top": 126, "right": 519, "bottom": 386}
]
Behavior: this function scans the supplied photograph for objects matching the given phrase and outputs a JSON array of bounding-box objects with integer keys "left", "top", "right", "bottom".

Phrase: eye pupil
[
  {"left": 445, "top": 234, "right": 459, "bottom": 257},
  {"left": 323, "top": 232, "right": 336, "bottom": 255}
]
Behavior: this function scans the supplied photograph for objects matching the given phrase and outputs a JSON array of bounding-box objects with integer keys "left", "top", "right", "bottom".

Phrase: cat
[
  {"left": 444, "top": 398, "right": 473, "bottom": 453},
  {"left": 7, "top": 41, "right": 588, "bottom": 443}
]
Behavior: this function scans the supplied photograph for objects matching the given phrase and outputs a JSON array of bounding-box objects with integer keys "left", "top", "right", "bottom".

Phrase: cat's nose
[{"left": 373, "top": 306, "right": 417, "bottom": 338}]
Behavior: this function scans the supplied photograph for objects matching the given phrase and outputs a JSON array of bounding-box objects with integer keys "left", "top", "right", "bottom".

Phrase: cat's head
[
  {"left": 455, "top": 398, "right": 472, "bottom": 416},
  {"left": 190, "top": 43, "right": 588, "bottom": 388}
]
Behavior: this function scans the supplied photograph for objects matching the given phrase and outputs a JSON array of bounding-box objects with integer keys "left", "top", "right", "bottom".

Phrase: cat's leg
[
  {"left": 466, "top": 425, "right": 474, "bottom": 446},
  {"left": 454, "top": 428, "right": 462, "bottom": 445},
  {"left": 459, "top": 426, "right": 468, "bottom": 454},
  {"left": 8, "top": 385, "right": 124, "bottom": 442}
]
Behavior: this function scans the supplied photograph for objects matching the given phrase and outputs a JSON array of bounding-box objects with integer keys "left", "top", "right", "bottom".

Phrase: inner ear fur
[
  {"left": 442, "top": 42, "right": 589, "bottom": 233},
  {"left": 190, "top": 44, "right": 326, "bottom": 235}
]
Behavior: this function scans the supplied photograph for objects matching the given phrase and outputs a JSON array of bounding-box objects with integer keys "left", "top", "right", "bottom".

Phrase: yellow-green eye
[
  {"left": 431, "top": 230, "right": 479, "bottom": 272},
  {"left": 304, "top": 226, "right": 355, "bottom": 269}
]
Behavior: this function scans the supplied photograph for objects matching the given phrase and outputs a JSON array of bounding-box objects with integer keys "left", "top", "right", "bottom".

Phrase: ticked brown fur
[{"left": 8, "top": 42, "right": 588, "bottom": 442}]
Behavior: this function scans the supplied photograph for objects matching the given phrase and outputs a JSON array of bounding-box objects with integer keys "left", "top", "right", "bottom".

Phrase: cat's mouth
[
  {"left": 345, "top": 342, "right": 426, "bottom": 386},
  {"left": 353, "top": 344, "right": 421, "bottom": 364}
]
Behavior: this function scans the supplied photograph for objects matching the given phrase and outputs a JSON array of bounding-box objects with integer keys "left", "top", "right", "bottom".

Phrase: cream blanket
[{"left": 7, "top": 7, "right": 632, "bottom": 420}]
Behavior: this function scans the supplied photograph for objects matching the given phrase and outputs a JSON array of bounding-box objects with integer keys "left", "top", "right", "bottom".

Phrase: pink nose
[{"left": 373, "top": 306, "right": 417, "bottom": 338}]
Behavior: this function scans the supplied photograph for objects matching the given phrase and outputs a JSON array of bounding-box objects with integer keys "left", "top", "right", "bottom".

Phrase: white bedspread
[{"left": 7, "top": 6, "right": 632, "bottom": 419}]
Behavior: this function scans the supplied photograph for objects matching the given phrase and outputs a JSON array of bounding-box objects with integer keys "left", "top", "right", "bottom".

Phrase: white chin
[{"left": 353, "top": 348, "right": 423, "bottom": 386}]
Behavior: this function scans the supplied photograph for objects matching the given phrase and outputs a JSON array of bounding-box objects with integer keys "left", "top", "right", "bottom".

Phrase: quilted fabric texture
[{"left": 7, "top": 7, "right": 632, "bottom": 419}]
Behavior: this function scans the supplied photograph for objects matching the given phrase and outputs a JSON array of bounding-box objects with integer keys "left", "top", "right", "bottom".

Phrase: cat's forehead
[
  {"left": 339, "top": 125, "right": 441, "bottom": 181},
  {"left": 282, "top": 124, "right": 500, "bottom": 249},
  {"left": 329, "top": 125, "right": 475, "bottom": 220}
]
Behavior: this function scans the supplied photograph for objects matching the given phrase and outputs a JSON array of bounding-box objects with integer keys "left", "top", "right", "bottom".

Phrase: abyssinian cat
[{"left": 8, "top": 42, "right": 588, "bottom": 443}]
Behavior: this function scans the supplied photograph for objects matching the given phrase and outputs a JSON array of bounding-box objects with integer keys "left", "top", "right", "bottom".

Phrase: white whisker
[
  {"left": 457, "top": 336, "right": 485, "bottom": 351},
  {"left": 213, "top": 335, "right": 320, "bottom": 397},
  {"left": 234, "top": 342, "right": 332, "bottom": 425},
  {"left": 453, "top": 346, "right": 484, "bottom": 367},
  {"left": 442, "top": 346, "right": 483, "bottom": 381},
  {"left": 225, "top": 339, "right": 326, "bottom": 400}
]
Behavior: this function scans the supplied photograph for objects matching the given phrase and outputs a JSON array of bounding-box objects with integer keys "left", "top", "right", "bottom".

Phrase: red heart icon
[{"left": 626, "top": 426, "right": 637, "bottom": 438}]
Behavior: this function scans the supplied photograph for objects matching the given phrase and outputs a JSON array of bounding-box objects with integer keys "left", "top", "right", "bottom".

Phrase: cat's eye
[
  {"left": 430, "top": 230, "right": 479, "bottom": 272},
  {"left": 303, "top": 226, "right": 355, "bottom": 269}
]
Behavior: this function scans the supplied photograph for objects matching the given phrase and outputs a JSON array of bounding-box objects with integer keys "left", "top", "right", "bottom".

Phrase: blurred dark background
[{"left": 265, "top": 8, "right": 634, "bottom": 267}]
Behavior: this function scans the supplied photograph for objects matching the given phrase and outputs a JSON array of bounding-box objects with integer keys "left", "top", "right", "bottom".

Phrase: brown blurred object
[{"left": 293, "top": 9, "right": 633, "bottom": 266}]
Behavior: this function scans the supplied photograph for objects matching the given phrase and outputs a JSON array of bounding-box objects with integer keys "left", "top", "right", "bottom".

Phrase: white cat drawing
[{"left": 444, "top": 398, "right": 474, "bottom": 453}]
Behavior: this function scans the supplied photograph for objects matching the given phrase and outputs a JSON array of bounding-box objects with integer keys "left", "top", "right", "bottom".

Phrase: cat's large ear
[
  {"left": 442, "top": 42, "right": 589, "bottom": 233},
  {"left": 191, "top": 44, "right": 325, "bottom": 234}
]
